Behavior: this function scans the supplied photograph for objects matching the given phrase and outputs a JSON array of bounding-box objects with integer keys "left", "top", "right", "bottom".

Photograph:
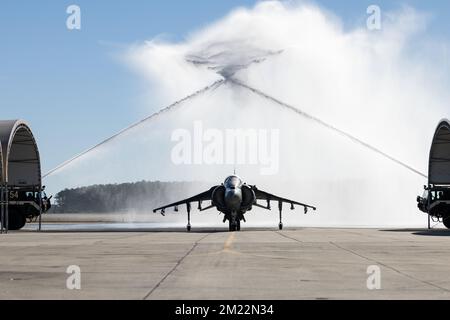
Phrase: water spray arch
[{"left": 429, "top": 119, "right": 450, "bottom": 185}]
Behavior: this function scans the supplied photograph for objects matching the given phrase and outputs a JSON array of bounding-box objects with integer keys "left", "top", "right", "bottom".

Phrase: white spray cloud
[{"left": 46, "top": 1, "right": 450, "bottom": 227}]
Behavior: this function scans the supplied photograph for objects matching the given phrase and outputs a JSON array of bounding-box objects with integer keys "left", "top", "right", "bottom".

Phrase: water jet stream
[
  {"left": 44, "top": 77, "right": 427, "bottom": 181},
  {"left": 230, "top": 78, "right": 427, "bottom": 179},
  {"left": 43, "top": 79, "right": 225, "bottom": 178}
]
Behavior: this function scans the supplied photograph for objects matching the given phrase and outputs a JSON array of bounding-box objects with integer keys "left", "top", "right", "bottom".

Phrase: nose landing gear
[
  {"left": 228, "top": 212, "right": 241, "bottom": 232},
  {"left": 229, "top": 219, "right": 241, "bottom": 231}
]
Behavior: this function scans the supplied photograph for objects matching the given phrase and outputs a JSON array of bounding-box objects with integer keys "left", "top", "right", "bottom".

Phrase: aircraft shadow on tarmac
[
  {"left": 22, "top": 225, "right": 450, "bottom": 236},
  {"left": 22, "top": 228, "right": 226, "bottom": 234},
  {"left": 21, "top": 226, "right": 281, "bottom": 234},
  {"left": 381, "top": 229, "right": 450, "bottom": 237}
]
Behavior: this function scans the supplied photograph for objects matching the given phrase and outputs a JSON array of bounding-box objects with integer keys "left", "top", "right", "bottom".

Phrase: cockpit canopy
[{"left": 224, "top": 175, "right": 243, "bottom": 189}]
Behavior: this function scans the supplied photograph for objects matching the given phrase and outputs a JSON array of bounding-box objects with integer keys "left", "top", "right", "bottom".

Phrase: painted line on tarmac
[{"left": 224, "top": 232, "right": 236, "bottom": 252}]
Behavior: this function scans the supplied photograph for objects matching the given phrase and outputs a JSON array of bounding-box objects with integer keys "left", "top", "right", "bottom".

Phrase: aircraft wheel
[
  {"left": 236, "top": 220, "right": 241, "bottom": 231},
  {"left": 278, "top": 223, "right": 283, "bottom": 231},
  {"left": 229, "top": 221, "right": 236, "bottom": 232},
  {"left": 186, "top": 224, "right": 191, "bottom": 232},
  {"left": 443, "top": 218, "right": 450, "bottom": 229}
]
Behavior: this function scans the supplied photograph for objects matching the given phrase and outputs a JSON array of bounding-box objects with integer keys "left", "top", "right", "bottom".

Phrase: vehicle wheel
[
  {"left": 278, "top": 223, "right": 283, "bottom": 230},
  {"left": 236, "top": 220, "right": 241, "bottom": 231},
  {"left": 7, "top": 209, "right": 26, "bottom": 230},
  {"left": 186, "top": 224, "right": 191, "bottom": 232},
  {"left": 443, "top": 218, "right": 450, "bottom": 229},
  {"left": 229, "top": 220, "right": 236, "bottom": 232}
]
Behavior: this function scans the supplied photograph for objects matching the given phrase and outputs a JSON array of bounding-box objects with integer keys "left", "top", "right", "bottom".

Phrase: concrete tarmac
[{"left": 1, "top": 226, "right": 450, "bottom": 299}]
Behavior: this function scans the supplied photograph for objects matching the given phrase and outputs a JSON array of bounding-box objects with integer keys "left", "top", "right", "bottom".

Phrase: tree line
[{"left": 52, "top": 181, "right": 207, "bottom": 213}]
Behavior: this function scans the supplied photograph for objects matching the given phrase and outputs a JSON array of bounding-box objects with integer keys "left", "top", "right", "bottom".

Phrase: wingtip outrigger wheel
[
  {"left": 186, "top": 202, "right": 191, "bottom": 232},
  {"left": 278, "top": 201, "right": 283, "bottom": 230}
]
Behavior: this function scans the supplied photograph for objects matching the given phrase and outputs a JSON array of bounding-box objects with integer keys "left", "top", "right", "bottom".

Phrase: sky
[{"left": 1, "top": 0, "right": 450, "bottom": 175}]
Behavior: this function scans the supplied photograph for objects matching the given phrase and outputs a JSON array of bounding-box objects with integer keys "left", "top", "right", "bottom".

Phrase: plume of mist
[{"left": 45, "top": 1, "right": 450, "bottom": 227}]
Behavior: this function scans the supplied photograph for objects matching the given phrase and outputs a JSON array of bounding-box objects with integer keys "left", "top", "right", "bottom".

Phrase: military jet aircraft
[{"left": 153, "top": 175, "right": 316, "bottom": 232}]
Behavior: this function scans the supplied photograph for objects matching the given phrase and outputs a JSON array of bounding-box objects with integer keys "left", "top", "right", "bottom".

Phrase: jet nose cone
[{"left": 225, "top": 188, "right": 242, "bottom": 210}]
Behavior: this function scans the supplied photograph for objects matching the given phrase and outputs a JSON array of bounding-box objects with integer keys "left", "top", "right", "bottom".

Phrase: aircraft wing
[
  {"left": 153, "top": 186, "right": 218, "bottom": 214},
  {"left": 252, "top": 186, "right": 316, "bottom": 210}
]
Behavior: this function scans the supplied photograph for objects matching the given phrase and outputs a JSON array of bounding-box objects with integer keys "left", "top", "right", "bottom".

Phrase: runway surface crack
[
  {"left": 275, "top": 231, "right": 304, "bottom": 244},
  {"left": 330, "top": 242, "right": 450, "bottom": 293},
  {"left": 143, "top": 233, "right": 210, "bottom": 299}
]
